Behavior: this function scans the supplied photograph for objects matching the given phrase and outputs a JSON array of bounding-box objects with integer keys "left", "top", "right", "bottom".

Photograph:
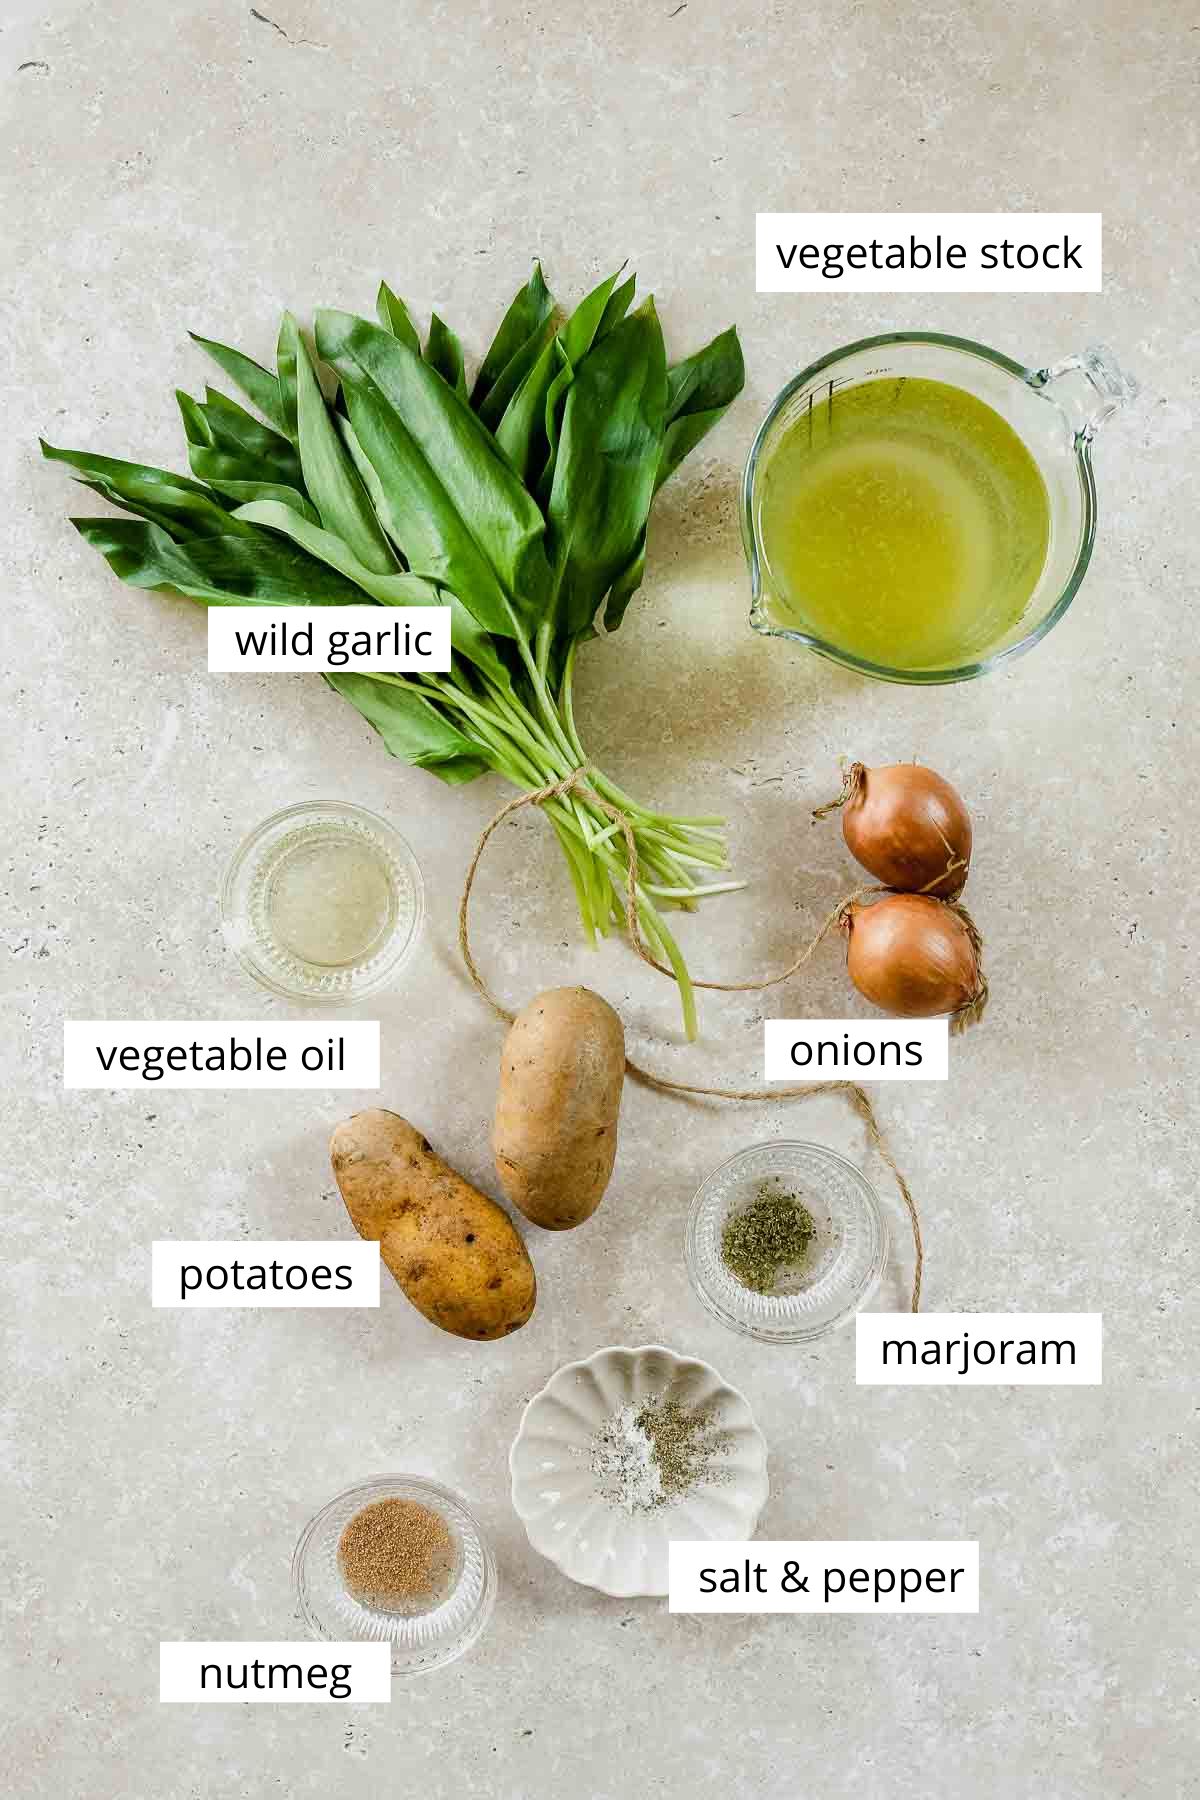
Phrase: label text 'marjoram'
[
  {"left": 855, "top": 1313, "right": 1103, "bottom": 1386},
  {"left": 882, "top": 1330, "right": 1074, "bottom": 1379}
]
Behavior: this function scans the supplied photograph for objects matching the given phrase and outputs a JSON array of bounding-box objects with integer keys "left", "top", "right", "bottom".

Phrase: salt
[
  {"left": 581, "top": 1393, "right": 732, "bottom": 1515},
  {"left": 585, "top": 1401, "right": 664, "bottom": 1513}
]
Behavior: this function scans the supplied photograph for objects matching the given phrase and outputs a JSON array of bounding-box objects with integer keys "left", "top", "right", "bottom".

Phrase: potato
[
  {"left": 492, "top": 986, "right": 625, "bottom": 1230},
  {"left": 330, "top": 1109, "right": 535, "bottom": 1340}
]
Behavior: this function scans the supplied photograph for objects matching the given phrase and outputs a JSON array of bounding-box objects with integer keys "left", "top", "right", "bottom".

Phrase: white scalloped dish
[{"left": 510, "top": 1345, "right": 769, "bottom": 1598}]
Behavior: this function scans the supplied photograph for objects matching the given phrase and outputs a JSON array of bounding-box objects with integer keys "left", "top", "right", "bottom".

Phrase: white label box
[
  {"left": 764, "top": 1019, "right": 948, "bottom": 1081},
  {"left": 151, "top": 1241, "right": 380, "bottom": 1308},
  {"left": 208, "top": 605, "right": 451, "bottom": 672},
  {"left": 756, "top": 212, "right": 1101, "bottom": 292},
  {"left": 159, "top": 1642, "right": 391, "bottom": 1702},
  {"left": 63, "top": 1021, "right": 380, "bottom": 1089},
  {"left": 669, "top": 1542, "right": 979, "bottom": 1613},
  {"left": 856, "top": 1313, "right": 1103, "bottom": 1384}
]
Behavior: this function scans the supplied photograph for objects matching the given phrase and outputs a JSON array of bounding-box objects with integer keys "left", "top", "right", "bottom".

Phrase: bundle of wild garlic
[{"left": 43, "top": 264, "right": 745, "bottom": 1035}]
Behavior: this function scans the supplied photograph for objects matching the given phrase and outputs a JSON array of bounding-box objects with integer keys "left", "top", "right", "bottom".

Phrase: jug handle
[{"left": 1027, "top": 344, "right": 1138, "bottom": 443}]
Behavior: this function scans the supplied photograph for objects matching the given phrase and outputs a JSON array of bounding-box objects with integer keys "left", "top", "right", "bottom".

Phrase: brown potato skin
[
  {"left": 330, "top": 1110, "right": 535, "bottom": 1340},
  {"left": 492, "top": 987, "right": 625, "bottom": 1230}
]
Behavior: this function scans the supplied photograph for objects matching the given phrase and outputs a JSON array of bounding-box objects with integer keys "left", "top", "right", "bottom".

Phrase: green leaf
[
  {"left": 325, "top": 671, "right": 488, "bottom": 784},
  {"left": 495, "top": 268, "right": 622, "bottom": 487},
  {"left": 316, "top": 309, "right": 551, "bottom": 631},
  {"left": 425, "top": 313, "right": 467, "bottom": 396},
  {"left": 556, "top": 277, "right": 613, "bottom": 372},
  {"left": 376, "top": 281, "right": 422, "bottom": 353},
  {"left": 188, "top": 332, "right": 289, "bottom": 435},
  {"left": 202, "top": 479, "right": 320, "bottom": 524},
  {"left": 176, "top": 390, "right": 215, "bottom": 447},
  {"left": 80, "top": 472, "right": 254, "bottom": 539},
  {"left": 494, "top": 335, "right": 561, "bottom": 484},
  {"left": 276, "top": 313, "right": 299, "bottom": 441},
  {"left": 69, "top": 478, "right": 191, "bottom": 539},
  {"left": 596, "top": 271, "right": 637, "bottom": 338},
  {"left": 545, "top": 298, "right": 667, "bottom": 640},
  {"left": 232, "top": 499, "right": 430, "bottom": 599},
  {"left": 334, "top": 414, "right": 405, "bottom": 554},
  {"left": 476, "top": 311, "right": 559, "bottom": 431},
  {"left": 42, "top": 439, "right": 211, "bottom": 496},
  {"left": 176, "top": 385, "right": 303, "bottom": 489},
  {"left": 202, "top": 386, "right": 303, "bottom": 483},
  {"left": 665, "top": 324, "right": 744, "bottom": 418},
  {"left": 534, "top": 351, "right": 573, "bottom": 501},
  {"left": 602, "top": 533, "right": 646, "bottom": 633},
  {"left": 331, "top": 414, "right": 505, "bottom": 686},
  {"left": 538, "top": 273, "right": 626, "bottom": 496},
  {"left": 235, "top": 497, "right": 510, "bottom": 689},
  {"left": 71, "top": 517, "right": 369, "bottom": 606},
  {"left": 656, "top": 325, "right": 745, "bottom": 490},
  {"left": 560, "top": 268, "right": 624, "bottom": 359},
  {"left": 183, "top": 444, "right": 268, "bottom": 487},
  {"left": 470, "top": 261, "right": 555, "bottom": 408},
  {"left": 281, "top": 312, "right": 397, "bottom": 576},
  {"left": 230, "top": 497, "right": 500, "bottom": 679},
  {"left": 41, "top": 441, "right": 249, "bottom": 539},
  {"left": 330, "top": 370, "right": 516, "bottom": 639}
]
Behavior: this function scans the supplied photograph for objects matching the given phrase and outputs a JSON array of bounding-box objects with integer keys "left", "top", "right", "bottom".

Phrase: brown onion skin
[
  {"left": 845, "top": 894, "right": 980, "bottom": 1018},
  {"left": 842, "top": 763, "right": 972, "bottom": 899}
]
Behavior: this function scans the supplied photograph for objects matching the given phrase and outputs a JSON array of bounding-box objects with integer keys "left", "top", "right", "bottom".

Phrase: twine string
[{"left": 457, "top": 767, "right": 924, "bottom": 1312}]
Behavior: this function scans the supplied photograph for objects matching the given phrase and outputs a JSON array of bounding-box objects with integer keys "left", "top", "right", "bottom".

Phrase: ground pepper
[{"left": 586, "top": 1394, "right": 731, "bottom": 1513}]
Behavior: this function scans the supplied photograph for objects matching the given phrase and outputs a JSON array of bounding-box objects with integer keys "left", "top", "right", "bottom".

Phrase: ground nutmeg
[{"left": 337, "top": 1497, "right": 457, "bottom": 1615}]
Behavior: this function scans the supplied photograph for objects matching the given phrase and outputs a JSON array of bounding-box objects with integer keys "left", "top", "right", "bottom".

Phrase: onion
[
  {"left": 819, "top": 762, "right": 972, "bottom": 899},
  {"left": 844, "top": 893, "right": 987, "bottom": 1030}
]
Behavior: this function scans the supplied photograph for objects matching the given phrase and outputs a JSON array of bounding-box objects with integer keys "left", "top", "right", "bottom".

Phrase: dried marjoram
[{"left": 721, "top": 1185, "right": 816, "bottom": 1294}]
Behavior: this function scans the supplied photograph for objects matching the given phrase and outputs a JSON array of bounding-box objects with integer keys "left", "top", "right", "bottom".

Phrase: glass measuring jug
[{"left": 742, "top": 333, "right": 1136, "bottom": 684}]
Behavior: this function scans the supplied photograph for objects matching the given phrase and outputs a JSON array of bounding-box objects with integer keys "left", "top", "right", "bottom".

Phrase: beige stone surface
[{"left": 3, "top": 1, "right": 1196, "bottom": 1794}]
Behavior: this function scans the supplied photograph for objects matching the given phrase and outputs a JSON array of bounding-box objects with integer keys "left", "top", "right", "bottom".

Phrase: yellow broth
[{"left": 758, "top": 375, "right": 1050, "bottom": 668}]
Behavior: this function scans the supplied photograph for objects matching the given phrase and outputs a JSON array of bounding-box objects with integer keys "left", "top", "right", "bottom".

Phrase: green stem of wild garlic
[
  {"left": 558, "top": 639, "right": 727, "bottom": 829},
  {"left": 362, "top": 667, "right": 703, "bottom": 1035}
]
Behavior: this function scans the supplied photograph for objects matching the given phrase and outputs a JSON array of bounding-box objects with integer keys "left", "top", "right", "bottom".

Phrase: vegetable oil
[
  {"left": 222, "top": 801, "right": 423, "bottom": 1002},
  {"left": 266, "top": 826, "right": 396, "bottom": 968},
  {"left": 757, "top": 376, "right": 1050, "bottom": 668}
]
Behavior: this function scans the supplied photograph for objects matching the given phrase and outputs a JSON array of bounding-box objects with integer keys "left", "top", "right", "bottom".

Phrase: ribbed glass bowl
[
  {"left": 221, "top": 801, "right": 423, "bottom": 1003},
  {"left": 292, "top": 1475, "right": 496, "bottom": 1676},
  {"left": 685, "top": 1140, "right": 888, "bottom": 1343}
]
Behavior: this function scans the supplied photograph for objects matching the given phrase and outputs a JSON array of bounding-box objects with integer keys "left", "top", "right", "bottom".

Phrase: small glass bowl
[
  {"left": 292, "top": 1475, "right": 497, "bottom": 1677},
  {"left": 685, "top": 1140, "right": 888, "bottom": 1344},
  {"left": 221, "top": 801, "right": 423, "bottom": 1003}
]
